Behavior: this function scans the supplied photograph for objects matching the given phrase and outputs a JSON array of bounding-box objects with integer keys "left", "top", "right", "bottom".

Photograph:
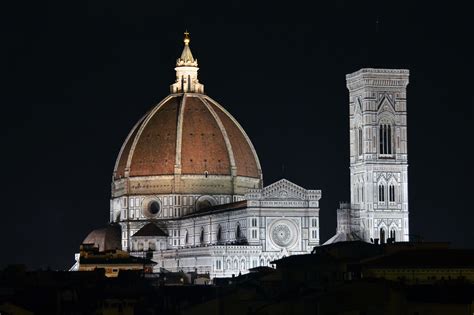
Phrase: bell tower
[{"left": 346, "top": 68, "right": 410, "bottom": 243}]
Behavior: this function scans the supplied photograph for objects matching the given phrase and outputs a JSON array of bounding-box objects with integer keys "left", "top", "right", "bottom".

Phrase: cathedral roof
[
  {"left": 323, "top": 232, "right": 363, "bottom": 245},
  {"left": 82, "top": 224, "right": 121, "bottom": 252},
  {"left": 112, "top": 33, "right": 262, "bottom": 196},
  {"left": 114, "top": 95, "right": 261, "bottom": 180},
  {"left": 133, "top": 223, "right": 168, "bottom": 237},
  {"left": 183, "top": 200, "right": 248, "bottom": 217}
]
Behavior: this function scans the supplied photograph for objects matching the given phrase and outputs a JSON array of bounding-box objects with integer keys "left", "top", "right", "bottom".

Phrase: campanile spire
[{"left": 170, "top": 31, "right": 204, "bottom": 93}]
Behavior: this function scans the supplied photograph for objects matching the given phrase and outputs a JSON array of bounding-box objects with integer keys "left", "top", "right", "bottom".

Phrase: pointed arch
[
  {"left": 389, "top": 223, "right": 398, "bottom": 241},
  {"left": 378, "top": 116, "right": 394, "bottom": 156},
  {"left": 378, "top": 222, "right": 388, "bottom": 244}
]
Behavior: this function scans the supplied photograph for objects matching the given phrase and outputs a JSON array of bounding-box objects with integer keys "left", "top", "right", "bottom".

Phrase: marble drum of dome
[{"left": 269, "top": 219, "right": 299, "bottom": 249}]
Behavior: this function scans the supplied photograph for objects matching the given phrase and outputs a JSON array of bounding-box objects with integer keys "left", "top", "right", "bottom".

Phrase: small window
[
  {"left": 380, "top": 228, "right": 386, "bottom": 244},
  {"left": 235, "top": 224, "right": 241, "bottom": 239},
  {"left": 251, "top": 218, "right": 258, "bottom": 227},
  {"left": 389, "top": 185, "right": 395, "bottom": 202},
  {"left": 149, "top": 201, "right": 160, "bottom": 215},
  {"left": 200, "top": 228, "right": 205, "bottom": 244},
  {"left": 216, "top": 225, "right": 222, "bottom": 242},
  {"left": 390, "top": 229, "right": 396, "bottom": 241},
  {"left": 251, "top": 230, "right": 257, "bottom": 239},
  {"left": 311, "top": 218, "right": 318, "bottom": 228},
  {"left": 378, "top": 185, "right": 385, "bottom": 202},
  {"left": 311, "top": 230, "right": 318, "bottom": 239},
  {"left": 379, "top": 124, "right": 393, "bottom": 155}
]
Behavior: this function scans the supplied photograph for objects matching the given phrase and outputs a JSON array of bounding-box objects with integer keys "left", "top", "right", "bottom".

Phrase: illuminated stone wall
[{"left": 346, "top": 68, "right": 410, "bottom": 242}]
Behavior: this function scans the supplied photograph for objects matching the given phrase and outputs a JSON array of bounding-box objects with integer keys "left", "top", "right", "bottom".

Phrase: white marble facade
[
  {"left": 114, "top": 179, "right": 321, "bottom": 277},
  {"left": 326, "top": 69, "right": 410, "bottom": 244},
  {"left": 91, "top": 35, "right": 411, "bottom": 278}
]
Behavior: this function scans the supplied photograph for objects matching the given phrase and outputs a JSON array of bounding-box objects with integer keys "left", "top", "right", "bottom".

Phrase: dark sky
[{"left": 1, "top": 1, "right": 472, "bottom": 270}]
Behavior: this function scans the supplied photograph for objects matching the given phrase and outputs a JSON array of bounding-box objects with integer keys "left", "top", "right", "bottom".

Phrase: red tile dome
[{"left": 112, "top": 93, "right": 262, "bottom": 196}]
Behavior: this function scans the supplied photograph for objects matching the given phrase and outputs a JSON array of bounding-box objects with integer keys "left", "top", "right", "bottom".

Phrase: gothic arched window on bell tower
[
  {"left": 379, "top": 123, "right": 393, "bottom": 155},
  {"left": 389, "top": 184, "right": 396, "bottom": 202},
  {"left": 358, "top": 127, "right": 363, "bottom": 157},
  {"left": 390, "top": 228, "right": 396, "bottom": 241},
  {"left": 380, "top": 228, "right": 386, "bottom": 244},
  {"left": 378, "top": 184, "right": 386, "bottom": 202}
]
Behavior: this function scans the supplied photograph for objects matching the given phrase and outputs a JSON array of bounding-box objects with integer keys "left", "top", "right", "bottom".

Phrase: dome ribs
[
  {"left": 112, "top": 94, "right": 262, "bottom": 197},
  {"left": 114, "top": 117, "right": 144, "bottom": 179},
  {"left": 181, "top": 96, "right": 231, "bottom": 175},
  {"left": 129, "top": 98, "right": 179, "bottom": 176},
  {"left": 207, "top": 100, "right": 261, "bottom": 178}
]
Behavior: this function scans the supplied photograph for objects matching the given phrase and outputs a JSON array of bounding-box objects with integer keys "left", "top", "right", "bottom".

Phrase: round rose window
[{"left": 271, "top": 223, "right": 293, "bottom": 247}]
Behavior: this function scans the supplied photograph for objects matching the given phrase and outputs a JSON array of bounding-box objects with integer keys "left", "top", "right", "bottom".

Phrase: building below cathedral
[{"left": 73, "top": 32, "right": 410, "bottom": 278}]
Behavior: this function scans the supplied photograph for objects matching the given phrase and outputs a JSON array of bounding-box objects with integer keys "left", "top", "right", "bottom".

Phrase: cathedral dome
[
  {"left": 82, "top": 224, "right": 121, "bottom": 252},
  {"left": 112, "top": 33, "right": 262, "bottom": 197}
]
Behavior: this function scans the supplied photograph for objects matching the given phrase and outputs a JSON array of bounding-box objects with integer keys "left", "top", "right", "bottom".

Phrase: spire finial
[
  {"left": 184, "top": 30, "right": 190, "bottom": 45},
  {"left": 170, "top": 30, "right": 204, "bottom": 94}
]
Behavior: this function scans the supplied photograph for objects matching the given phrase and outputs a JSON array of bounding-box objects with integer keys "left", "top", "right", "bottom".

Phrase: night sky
[{"left": 2, "top": 1, "right": 472, "bottom": 270}]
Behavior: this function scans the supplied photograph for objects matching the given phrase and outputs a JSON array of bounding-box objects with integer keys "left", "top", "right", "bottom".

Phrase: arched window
[
  {"left": 378, "top": 184, "right": 385, "bottom": 202},
  {"left": 234, "top": 259, "right": 238, "bottom": 270},
  {"left": 379, "top": 123, "right": 393, "bottom": 155},
  {"left": 216, "top": 225, "right": 222, "bottom": 243},
  {"left": 358, "top": 127, "right": 363, "bottom": 156},
  {"left": 240, "top": 259, "right": 246, "bottom": 271},
  {"left": 390, "top": 228, "right": 396, "bottom": 241},
  {"left": 235, "top": 223, "right": 241, "bottom": 240},
  {"left": 184, "top": 230, "right": 189, "bottom": 245},
  {"left": 389, "top": 185, "right": 395, "bottom": 202},
  {"left": 200, "top": 228, "right": 205, "bottom": 244},
  {"left": 380, "top": 228, "right": 386, "bottom": 244}
]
